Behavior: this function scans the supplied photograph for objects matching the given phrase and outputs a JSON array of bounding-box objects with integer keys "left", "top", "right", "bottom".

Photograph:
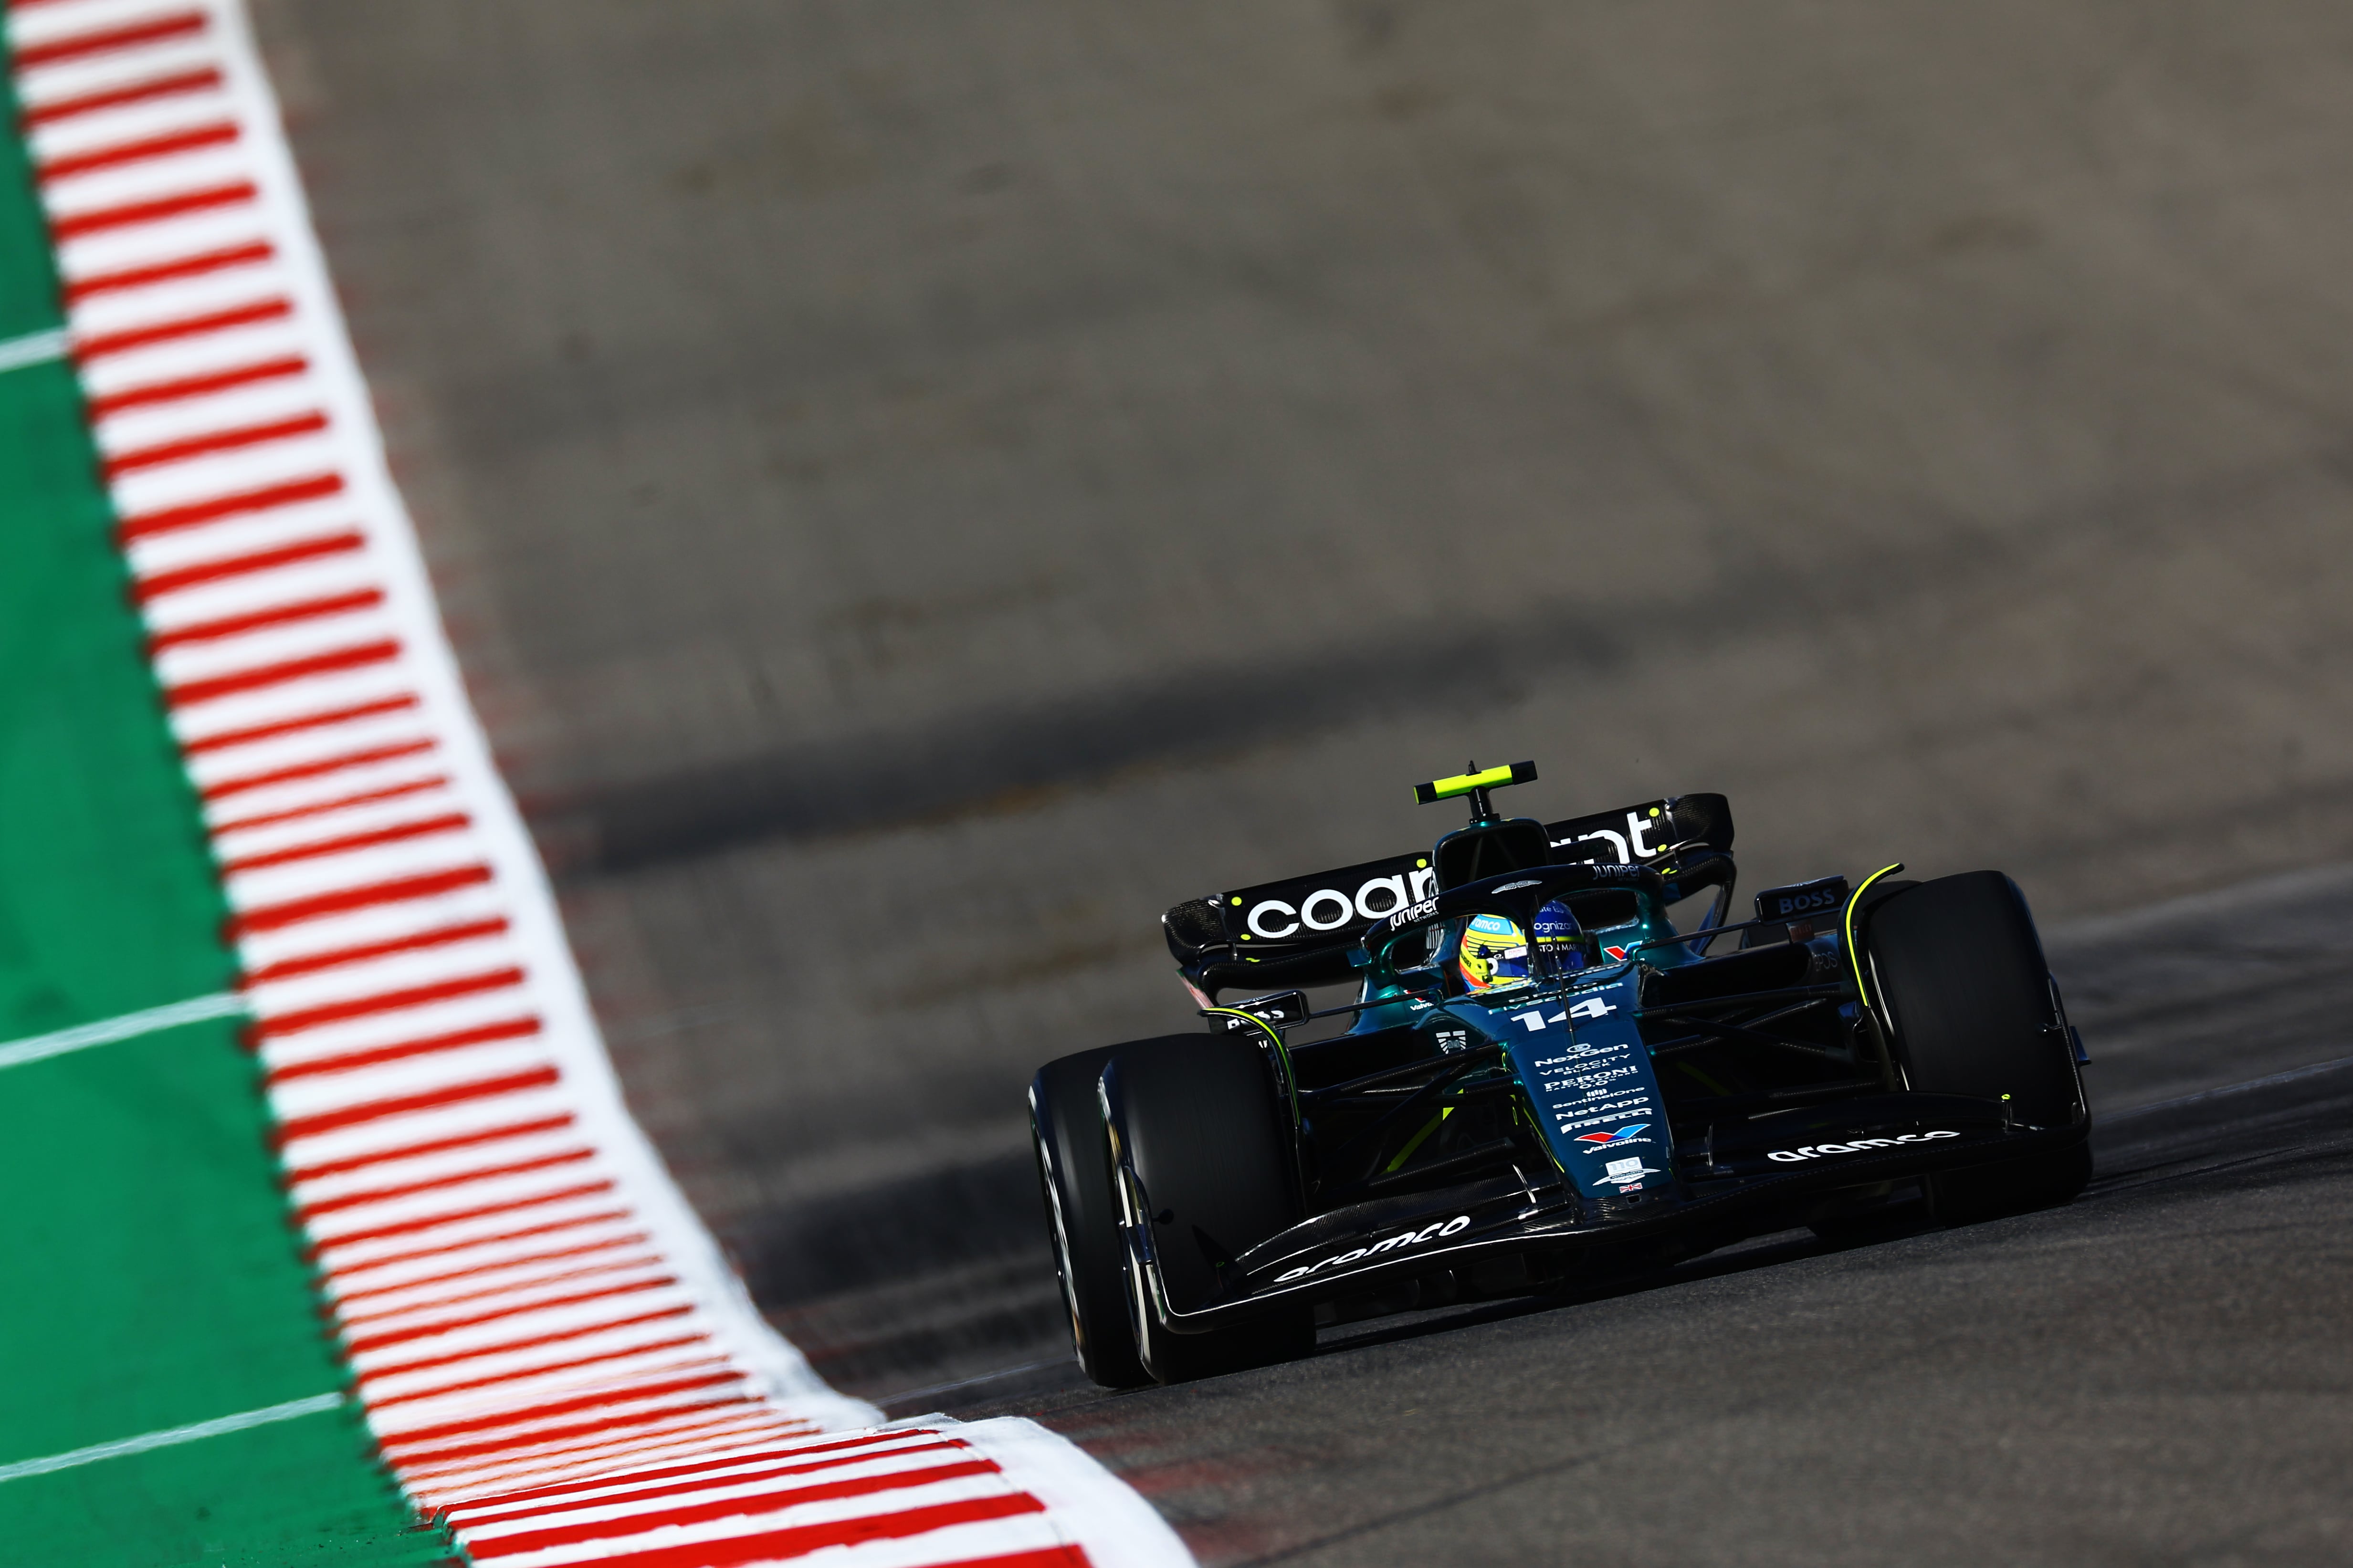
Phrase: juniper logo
[{"left": 1386, "top": 895, "right": 1443, "bottom": 932}]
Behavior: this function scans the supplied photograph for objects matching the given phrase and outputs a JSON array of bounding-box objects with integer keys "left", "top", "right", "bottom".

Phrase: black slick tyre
[
  {"left": 1100, "top": 1034, "right": 1315, "bottom": 1384},
  {"left": 1029, "top": 1045, "right": 1151, "bottom": 1389},
  {"left": 1863, "top": 870, "right": 2091, "bottom": 1224}
]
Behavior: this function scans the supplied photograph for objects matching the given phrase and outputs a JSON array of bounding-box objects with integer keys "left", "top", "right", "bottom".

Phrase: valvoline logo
[{"left": 1575, "top": 1123, "right": 1648, "bottom": 1150}]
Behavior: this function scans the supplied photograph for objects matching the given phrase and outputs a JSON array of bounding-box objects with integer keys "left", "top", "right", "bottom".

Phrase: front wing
[{"left": 1126, "top": 1094, "right": 2085, "bottom": 1334}]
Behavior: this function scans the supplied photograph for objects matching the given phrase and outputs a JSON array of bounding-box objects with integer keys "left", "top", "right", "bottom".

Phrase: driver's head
[
  {"left": 1458, "top": 901, "right": 1584, "bottom": 992},
  {"left": 1457, "top": 912, "right": 1531, "bottom": 992},
  {"left": 1532, "top": 898, "right": 1585, "bottom": 972}
]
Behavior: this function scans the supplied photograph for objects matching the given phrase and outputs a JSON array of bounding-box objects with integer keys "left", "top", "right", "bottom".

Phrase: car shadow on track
[
  {"left": 904, "top": 1214, "right": 1941, "bottom": 1422},
  {"left": 1306, "top": 1218, "right": 1918, "bottom": 1363}
]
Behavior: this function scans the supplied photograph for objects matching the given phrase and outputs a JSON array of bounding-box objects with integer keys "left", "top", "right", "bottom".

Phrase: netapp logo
[
  {"left": 1251, "top": 867, "right": 1441, "bottom": 939},
  {"left": 1275, "top": 1214, "right": 1471, "bottom": 1283},
  {"left": 1767, "top": 1131, "right": 1960, "bottom": 1163}
]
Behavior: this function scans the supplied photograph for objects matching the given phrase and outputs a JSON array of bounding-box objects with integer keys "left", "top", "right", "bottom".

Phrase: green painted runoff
[{"left": 0, "top": 56, "right": 455, "bottom": 1568}]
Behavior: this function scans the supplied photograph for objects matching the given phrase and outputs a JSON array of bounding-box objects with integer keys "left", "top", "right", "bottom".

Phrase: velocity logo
[{"left": 1575, "top": 1123, "right": 1648, "bottom": 1150}]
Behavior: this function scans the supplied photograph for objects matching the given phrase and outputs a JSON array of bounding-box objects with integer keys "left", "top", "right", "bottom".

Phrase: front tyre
[
  {"left": 1030, "top": 1046, "right": 1151, "bottom": 1389},
  {"left": 1864, "top": 870, "right": 2091, "bottom": 1224},
  {"left": 1101, "top": 1035, "right": 1315, "bottom": 1384}
]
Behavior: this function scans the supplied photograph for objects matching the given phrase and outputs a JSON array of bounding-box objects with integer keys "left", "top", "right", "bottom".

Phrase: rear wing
[{"left": 1163, "top": 793, "right": 1733, "bottom": 984}]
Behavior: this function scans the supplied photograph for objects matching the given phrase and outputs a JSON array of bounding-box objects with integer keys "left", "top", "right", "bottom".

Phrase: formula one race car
[{"left": 1029, "top": 763, "right": 2092, "bottom": 1386}]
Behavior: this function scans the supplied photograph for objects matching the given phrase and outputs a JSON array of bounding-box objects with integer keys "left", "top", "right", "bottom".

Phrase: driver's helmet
[
  {"left": 1532, "top": 898, "right": 1586, "bottom": 972},
  {"left": 1457, "top": 912, "right": 1530, "bottom": 992},
  {"left": 1457, "top": 901, "right": 1585, "bottom": 993}
]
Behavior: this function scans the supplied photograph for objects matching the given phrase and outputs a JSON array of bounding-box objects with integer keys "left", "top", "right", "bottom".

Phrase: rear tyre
[
  {"left": 1101, "top": 1035, "right": 1316, "bottom": 1384},
  {"left": 1863, "top": 871, "right": 2091, "bottom": 1224},
  {"left": 1030, "top": 1046, "right": 1151, "bottom": 1389}
]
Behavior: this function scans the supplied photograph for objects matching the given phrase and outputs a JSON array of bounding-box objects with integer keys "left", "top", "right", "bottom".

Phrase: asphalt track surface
[
  {"left": 921, "top": 865, "right": 2353, "bottom": 1564},
  {"left": 240, "top": 2, "right": 2353, "bottom": 1556}
]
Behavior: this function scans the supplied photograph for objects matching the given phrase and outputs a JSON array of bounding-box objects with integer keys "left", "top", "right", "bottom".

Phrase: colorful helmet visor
[{"left": 1457, "top": 911, "right": 1531, "bottom": 992}]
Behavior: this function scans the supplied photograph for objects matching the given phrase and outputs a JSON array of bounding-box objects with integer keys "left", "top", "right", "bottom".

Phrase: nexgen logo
[
  {"left": 1275, "top": 1214, "right": 1470, "bottom": 1283},
  {"left": 1768, "top": 1130, "right": 1961, "bottom": 1163},
  {"left": 1250, "top": 866, "right": 1441, "bottom": 939}
]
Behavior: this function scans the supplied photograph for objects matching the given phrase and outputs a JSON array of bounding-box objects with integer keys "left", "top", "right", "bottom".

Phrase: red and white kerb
[{"left": 4, "top": 3, "right": 1187, "bottom": 1563}]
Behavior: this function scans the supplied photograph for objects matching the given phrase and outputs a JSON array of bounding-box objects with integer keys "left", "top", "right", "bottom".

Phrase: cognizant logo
[{"left": 1249, "top": 866, "right": 1441, "bottom": 939}]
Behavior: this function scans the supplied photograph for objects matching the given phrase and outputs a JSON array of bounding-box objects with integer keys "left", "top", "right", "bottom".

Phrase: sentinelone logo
[{"left": 1767, "top": 1130, "right": 1960, "bottom": 1163}]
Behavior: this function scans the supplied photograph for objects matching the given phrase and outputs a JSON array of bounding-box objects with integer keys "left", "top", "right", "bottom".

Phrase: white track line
[
  {"left": 0, "top": 990, "right": 249, "bottom": 1071},
  {"left": 0, "top": 1393, "right": 344, "bottom": 1485},
  {"left": 0, "top": 324, "right": 71, "bottom": 370},
  {"left": 7, "top": 4, "right": 1187, "bottom": 1565}
]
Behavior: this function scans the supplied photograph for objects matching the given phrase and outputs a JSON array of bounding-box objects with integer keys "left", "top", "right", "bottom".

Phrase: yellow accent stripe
[
  {"left": 1845, "top": 863, "right": 1906, "bottom": 1007},
  {"left": 1383, "top": 1105, "right": 1454, "bottom": 1173}
]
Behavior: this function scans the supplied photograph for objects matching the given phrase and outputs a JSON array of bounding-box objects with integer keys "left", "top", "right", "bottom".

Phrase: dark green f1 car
[{"left": 1029, "top": 763, "right": 2092, "bottom": 1387}]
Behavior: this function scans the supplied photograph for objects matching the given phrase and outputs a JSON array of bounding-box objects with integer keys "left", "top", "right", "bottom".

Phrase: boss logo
[
  {"left": 1756, "top": 876, "right": 1851, "bottom": 923},
  {"left": 1217, "top": 991, "right": 1306, "bottom": 1031}
]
